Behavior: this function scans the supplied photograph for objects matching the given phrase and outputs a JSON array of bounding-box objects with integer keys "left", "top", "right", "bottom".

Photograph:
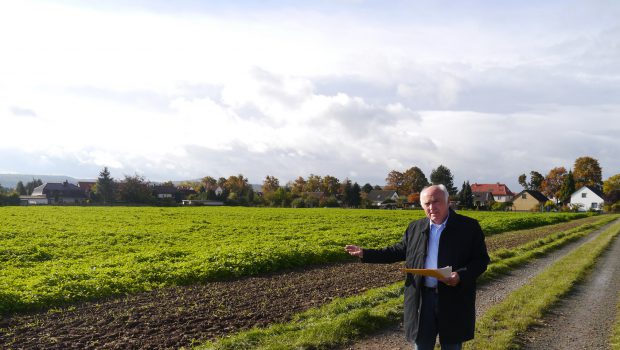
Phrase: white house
[{"left": 570, "top": 186, "right": 605, "bottom": 211}]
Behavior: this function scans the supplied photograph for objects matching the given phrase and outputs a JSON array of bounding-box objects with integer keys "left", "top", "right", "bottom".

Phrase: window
[
  {"left": 521, "top": 194, "right": 527, "bottom": 199},
  {"left": 582, "top": 193, "right": 587, "bottom": 198},
  {"left": 591, "top": 203, "right": 598, "bottom": 209}
]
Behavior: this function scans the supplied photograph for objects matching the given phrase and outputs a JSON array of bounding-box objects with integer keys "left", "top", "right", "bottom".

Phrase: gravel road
[
  {"left": 518, "top": 219, "right": 620, "bottom": 350},
  {"left": 339, "top": 217, "right": 620, "bottom": 350}
]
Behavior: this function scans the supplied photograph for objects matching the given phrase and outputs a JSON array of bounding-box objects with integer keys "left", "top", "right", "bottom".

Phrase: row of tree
[{"left": 1, "top": 156, "right": 618, "bottom": 209}]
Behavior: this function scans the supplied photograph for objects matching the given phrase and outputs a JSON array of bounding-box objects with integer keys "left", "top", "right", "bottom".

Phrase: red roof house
[{"left": 470, "top": 183, "right": 515, "bottom": 202}]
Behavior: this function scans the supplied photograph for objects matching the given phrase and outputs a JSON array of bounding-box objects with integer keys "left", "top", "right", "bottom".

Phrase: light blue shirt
[{"left": 424, "top": 216, "right": 448, "bottom": 288}]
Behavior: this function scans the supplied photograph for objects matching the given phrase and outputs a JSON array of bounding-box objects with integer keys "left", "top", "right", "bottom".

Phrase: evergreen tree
[
  {"left": 341, "top": 179, "right": 353, "bottom": 207},
  {"left": 430, "top": 165, "right": 457, "bottom": 195},
  {"left": 15, "top": 181, "right": 26, "bottom": 195},
  {"left": 361, "top": 183, "right": 373, "bottom": 193},
  {"left": 96, "top": 167, "right": 115, "bottom": 204},
  {"left": 558, "top": 170, "right": 576, "bottom": 204},
  {"left": 25, "top": 178, "right": 43, "bottom": 195},
  {"left": 458, "top": 181, "right": 473, "bottom": 209},
  {"left": 350, "top": 182, "right": 362, "bottom": 208}
]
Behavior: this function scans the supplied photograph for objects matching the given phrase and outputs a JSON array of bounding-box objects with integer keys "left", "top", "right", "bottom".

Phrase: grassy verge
[
  {"left": 611, "top": 291, "right": 620, "bottom": 350},
  {"left": 481, "top": 214, "right": 618, "bottom": 283},
  {"left": 198, "top": 215, "right": 619, "bottom": 349},
  {"left": 465, "top": 218, "right": 620, "bottom": 349}
]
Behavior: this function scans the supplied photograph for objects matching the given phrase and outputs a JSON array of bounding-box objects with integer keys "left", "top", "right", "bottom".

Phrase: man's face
[{"left": 421, "top": 187, "right": 448, "bottom": 224}]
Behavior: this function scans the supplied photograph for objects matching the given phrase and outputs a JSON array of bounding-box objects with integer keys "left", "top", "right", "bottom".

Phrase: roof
[
  {"left": 574, "top": 185, "right": 606, "bottom": 200},
  {"left": 152, "top": 185, "right": 179, "bottom": 195},
  {"left": 472, "top": 191, "right": 494, "bottom": 202},
  {"left": 367, "top": 190, "right": 398, "bottom": 202},
  {"left": 31, "top": 182, "right": 85, "bottom": 197},
  {"left": 514, "top": 190, "right": 549, "bottom": 203},
  {"left": 471, "top": 183, "right": 514, "bottom": 196}
]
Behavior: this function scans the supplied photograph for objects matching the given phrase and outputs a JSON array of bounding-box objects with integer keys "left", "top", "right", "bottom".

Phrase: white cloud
[{"left": 0, "top": 1, "right": 619, "bottom": 191}]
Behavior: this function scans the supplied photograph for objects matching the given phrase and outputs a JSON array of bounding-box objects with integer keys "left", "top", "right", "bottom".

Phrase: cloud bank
[{"left": 0, "top": 1, "right": 618, "bottom": 191}]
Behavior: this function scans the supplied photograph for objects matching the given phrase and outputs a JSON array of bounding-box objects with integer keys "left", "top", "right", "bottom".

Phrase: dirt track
[
  {"left": 340, "top": 217, "right": 619, "bottom": 350},
  {"left": 0, "top": 216, "right": 609, "bottom": 349},
  {"left": 517, "top": 219, "right": 620, "bottom": 350}
]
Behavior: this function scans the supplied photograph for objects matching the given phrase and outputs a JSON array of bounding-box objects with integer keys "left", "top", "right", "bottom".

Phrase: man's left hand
[{"left": 439, "top": 272, "right": 460, "bottom": 287}]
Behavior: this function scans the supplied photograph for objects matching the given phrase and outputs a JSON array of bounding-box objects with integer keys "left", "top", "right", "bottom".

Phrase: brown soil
[{"left": 0, "top": 216, "right": 604, "bottom": 350}]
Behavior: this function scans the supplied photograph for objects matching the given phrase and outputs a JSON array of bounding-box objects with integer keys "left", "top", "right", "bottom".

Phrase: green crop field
[{"left": 0, "top": 206, "right": 589, "bottom": 315}]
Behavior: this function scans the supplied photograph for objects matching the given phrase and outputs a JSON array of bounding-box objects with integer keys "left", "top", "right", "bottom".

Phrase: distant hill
[{"left": 0, "top": 174, "right": 95, "bottom": 189}]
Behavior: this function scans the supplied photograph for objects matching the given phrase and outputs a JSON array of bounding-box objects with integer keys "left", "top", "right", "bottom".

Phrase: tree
[
  {"left": 290, "top": 176, "right": 307, "bottom": 195},
  {"left": 15, "top": 181, "right": 26, "bottom": 195},
  {"left": 117, "top": 174, "right": 153, "bottom": 204},
  {"left": 407, "top": 192, "right": 421, "bottom": 207},
  {"left": 270, "top": 187, "right": 291, "bottom": 207},
  {"left": 603, "top": 174, "right": 620, "bottom": 195},
  {"left": 305, "top": 174, "right": 322, "bottom": 192},
  {"left": 350, "top": 182, "right": 361, "bottom": 207},
  {"left": 385, "top": 170, "right": 405, "bottom": 194},
  {"left": 430, "top": 165, "right": 457, "bottom": 195},
  {"left": 458, "top": 181, "right": 473, "bottom": 209},
  {"left": 262, "top": 175, "right": 280, "bottom": 194},
  {"left": 529, "top": 171, "right": 544, "bottom": 191},
  {"left": 573, "top": 156, "right": 603, "bottom": 189},
  {"left": 541, "top": 167, "right": 567, "bottom": 201},
  {"left": 518, "top": 174, "right": 528, "bottom": 190},
  {"left": 95, "top": 167, "right": 115, "bottom": 204},
  {"left": 25, "top": 178, "right": 43, "bottom": 195},
  {"left": 604, "top": 174, "right": 620, "bottom": 206},
  {"left": 321, "top": 175, "right": 340, "bottom": 195},
  {"left": 518, "top": 171, "right": 544, "bottom": 191},
  {"left": 361, "top": 183, "right": 373, "bottom": 193},
  {"left": 224, "top": 174, "right": 251, "bottom": 199},
  {"left": 402, "top": 166, "right": 429, "bottom": 194},
  {"left": 557, "top": 170, "right": 576, "bottom": 204},
  {"left": 202, "top": 176, "right": 218, "bottom": 190}
]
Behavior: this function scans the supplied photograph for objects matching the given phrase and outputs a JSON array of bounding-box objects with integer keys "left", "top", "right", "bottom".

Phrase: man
[{"left": 345, "top": 185, "right": 489, "bottom": 350}]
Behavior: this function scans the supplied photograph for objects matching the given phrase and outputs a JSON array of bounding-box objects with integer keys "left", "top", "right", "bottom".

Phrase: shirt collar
[{"left": 430, "top": 212, "right": 449, "bottom": 229}]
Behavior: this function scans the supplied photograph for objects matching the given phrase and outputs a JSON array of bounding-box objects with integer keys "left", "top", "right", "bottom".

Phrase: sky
[{"left": 1, "top": 0, "right": 619, "bottom": 192}]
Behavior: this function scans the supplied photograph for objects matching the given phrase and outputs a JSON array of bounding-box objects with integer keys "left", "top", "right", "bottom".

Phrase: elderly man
[{"left": 345, "top": 185, "right": 489, "bottom": 350}]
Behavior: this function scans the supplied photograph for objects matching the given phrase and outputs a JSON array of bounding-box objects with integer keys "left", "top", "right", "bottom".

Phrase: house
[
  {"left": 512, "top": 190, "right": 549, "bottom": 211},
  {"left": 152, "top": 185, "right": 179, "bottom": 200},
  {"left": 367, "top": 190, "right": 399, "bottom": 208},
  {"left": 22, "top": 181, "right": 87, "bottom": 205},
  {"left": 570, "top": 186, "right": 606, "bottom": 212},
  {"left": 472, "top": 191, "right": 494, "bottom": 209},
  {"left": 77, "top": 181, "right": 96, "bottom": 193},
  {"left": 470, "top": 183, "right": 515, "bottom": 202}
]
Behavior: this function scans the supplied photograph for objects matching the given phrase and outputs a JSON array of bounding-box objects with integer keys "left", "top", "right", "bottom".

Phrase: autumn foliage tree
[
  {"left": 541, "top": 167, "right": 567, "bottom": 201},
  {"left": 385, "top": 170, "right": 405, "bottom": 194},
  {"left": 573, "top": 156, "right": 603, "bottom": 190}
]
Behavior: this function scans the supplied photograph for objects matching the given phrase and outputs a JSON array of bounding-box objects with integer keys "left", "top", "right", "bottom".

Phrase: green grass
[
  {"left": 198, "top": 214, "right": 617, "bottom": 350},
  {"left": 0, "top": 207, "right": 587, "bottom": 315},
  {"left": 611, "top": 291, "right": 620, "bottom": 350},
  {"left": 466, "top": 218, "right": 620, "bottom": 350}
]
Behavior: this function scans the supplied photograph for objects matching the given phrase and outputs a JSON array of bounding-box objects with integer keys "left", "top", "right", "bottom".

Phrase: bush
[
  {"left": 491, "top": 202, "right": 511, "bottom": 211},
  {"left": 291, "top": 198, "right": 305, "bottom": 208}
]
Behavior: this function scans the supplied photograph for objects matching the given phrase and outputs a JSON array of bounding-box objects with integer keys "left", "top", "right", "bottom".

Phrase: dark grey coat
[{"left": 361, "top": 209, "right": 489, "bottom": 344}]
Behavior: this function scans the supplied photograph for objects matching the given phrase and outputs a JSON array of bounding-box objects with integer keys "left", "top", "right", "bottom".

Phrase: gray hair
[{"left": 421, "top": 184, "right": 450, "bottom": 203}]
